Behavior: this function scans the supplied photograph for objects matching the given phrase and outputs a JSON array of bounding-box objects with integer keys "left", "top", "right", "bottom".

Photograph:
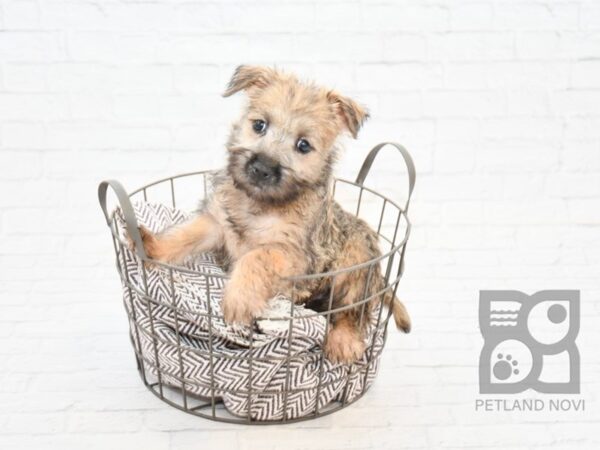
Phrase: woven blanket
[{"left": 114, "top": 202, "right": 384, "bottom": 420}]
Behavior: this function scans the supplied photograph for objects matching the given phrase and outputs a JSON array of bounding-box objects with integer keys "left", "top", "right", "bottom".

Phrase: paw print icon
[{"left": 479, "top": 290, "right": 580, "bottom": 394}]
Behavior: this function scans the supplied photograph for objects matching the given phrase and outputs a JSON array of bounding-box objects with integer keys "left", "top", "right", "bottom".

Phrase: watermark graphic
[{"left": 479, "top": 290, "right": 580, "bottom": 394}]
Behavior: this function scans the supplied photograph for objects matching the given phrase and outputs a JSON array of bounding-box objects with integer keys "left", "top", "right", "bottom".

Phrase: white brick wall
[{"left": 1, "top": 0, "right": 599, "bottom": 448}]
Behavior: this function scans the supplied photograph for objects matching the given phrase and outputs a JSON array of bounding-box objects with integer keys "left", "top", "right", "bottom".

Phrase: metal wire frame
[{"left": 98, "top": 143, "right": 414, "bottom": 425}]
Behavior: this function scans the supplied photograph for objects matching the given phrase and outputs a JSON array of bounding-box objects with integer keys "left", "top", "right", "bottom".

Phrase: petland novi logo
[{"left": 475, "top": 290, "right": 583, "bottom": 412}]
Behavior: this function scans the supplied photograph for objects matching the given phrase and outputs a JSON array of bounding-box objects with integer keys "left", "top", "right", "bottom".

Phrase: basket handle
[
  {"left": 98, "top": 180, "right": 147, "bottom": 260},
  {"left": 355, "top": 142, "right": 416, "bottom": 211}
]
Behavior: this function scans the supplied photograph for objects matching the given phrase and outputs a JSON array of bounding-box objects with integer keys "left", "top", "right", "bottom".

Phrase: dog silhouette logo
[{"left": 479, "top": 290, "right": 580, "bottom": 394}]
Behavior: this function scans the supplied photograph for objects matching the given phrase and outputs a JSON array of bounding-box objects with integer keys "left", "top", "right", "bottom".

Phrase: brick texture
[{"left": 0, "top": 1, "right": 599, "bottom": 449}]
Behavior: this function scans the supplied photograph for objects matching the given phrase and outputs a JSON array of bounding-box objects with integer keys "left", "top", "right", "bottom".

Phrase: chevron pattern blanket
[{"left": 115, "top": 202, "right": 384, "bottom": 420}]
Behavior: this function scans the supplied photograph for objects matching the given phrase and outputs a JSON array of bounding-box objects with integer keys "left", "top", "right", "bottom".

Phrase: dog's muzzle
[{"left": 246, "top": 153, "right": 282, "bottom": 186}]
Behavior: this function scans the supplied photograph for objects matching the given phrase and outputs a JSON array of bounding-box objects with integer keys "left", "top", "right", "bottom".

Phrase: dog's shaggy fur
[{"left": 138, "top": 66, "right": 410, "bottom": 363}]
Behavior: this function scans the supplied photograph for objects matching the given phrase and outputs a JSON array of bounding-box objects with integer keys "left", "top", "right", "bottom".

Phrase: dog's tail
[{"left": 383, "top": 291, "right": 411, "bottom": 333}]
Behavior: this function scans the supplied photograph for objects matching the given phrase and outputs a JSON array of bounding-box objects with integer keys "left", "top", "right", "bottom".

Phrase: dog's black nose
[{"left": 246, "top": 153, "right": 281, "bottom": 185}]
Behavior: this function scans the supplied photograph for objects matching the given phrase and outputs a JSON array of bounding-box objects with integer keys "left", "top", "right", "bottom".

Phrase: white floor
[
  {"left": 1, "top": 1, "right": 600, "bottom": 447},
  {"left": 1, "top": 277, "right": 599, "bottom": 450}
]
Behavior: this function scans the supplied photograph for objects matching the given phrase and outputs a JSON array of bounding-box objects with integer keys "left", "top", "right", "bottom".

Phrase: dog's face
[{"left": 223, "top": 66, "right": 368, "bottom": 204}]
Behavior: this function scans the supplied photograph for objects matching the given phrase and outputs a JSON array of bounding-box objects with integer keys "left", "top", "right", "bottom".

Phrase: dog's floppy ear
[
  {"left": 327, "top": 91, "right": 370, "bottom": 139},
  {"left": 223, "top": 65, "right": 276, "bottom": 97}
]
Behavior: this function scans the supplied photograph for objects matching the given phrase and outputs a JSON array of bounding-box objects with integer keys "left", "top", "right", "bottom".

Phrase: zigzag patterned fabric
[{"left": 114, "top": 202, "right": 385, "bottom": 421}]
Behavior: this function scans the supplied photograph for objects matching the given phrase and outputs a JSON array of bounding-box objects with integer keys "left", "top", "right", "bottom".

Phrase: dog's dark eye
[
  {"left": 252, "top": 119, "right": 267, "bottom": 134},
  {"left": 296, "top": 138, "right": 312, "bottom": 154}
]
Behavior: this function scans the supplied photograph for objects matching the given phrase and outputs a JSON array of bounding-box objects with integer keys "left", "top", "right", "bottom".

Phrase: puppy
[{"left": 138, "top": 66, "right": 410, "bottom": 363}]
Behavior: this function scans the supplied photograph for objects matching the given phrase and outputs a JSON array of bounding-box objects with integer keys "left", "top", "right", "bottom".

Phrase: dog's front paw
[
  {"left": 324, "top": 324, "right": 366, "bottom": 364},
  {"left": 222, "top": 281, "right": 268, "bottom": 326},
  {"left": 124, "top": 225, "right": 157, "bottom": 257}
]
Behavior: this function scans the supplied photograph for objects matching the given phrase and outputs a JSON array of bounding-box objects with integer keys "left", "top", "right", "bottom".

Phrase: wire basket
[{"left": 98, "top": 142, "right": 415, "bottom": 424}]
